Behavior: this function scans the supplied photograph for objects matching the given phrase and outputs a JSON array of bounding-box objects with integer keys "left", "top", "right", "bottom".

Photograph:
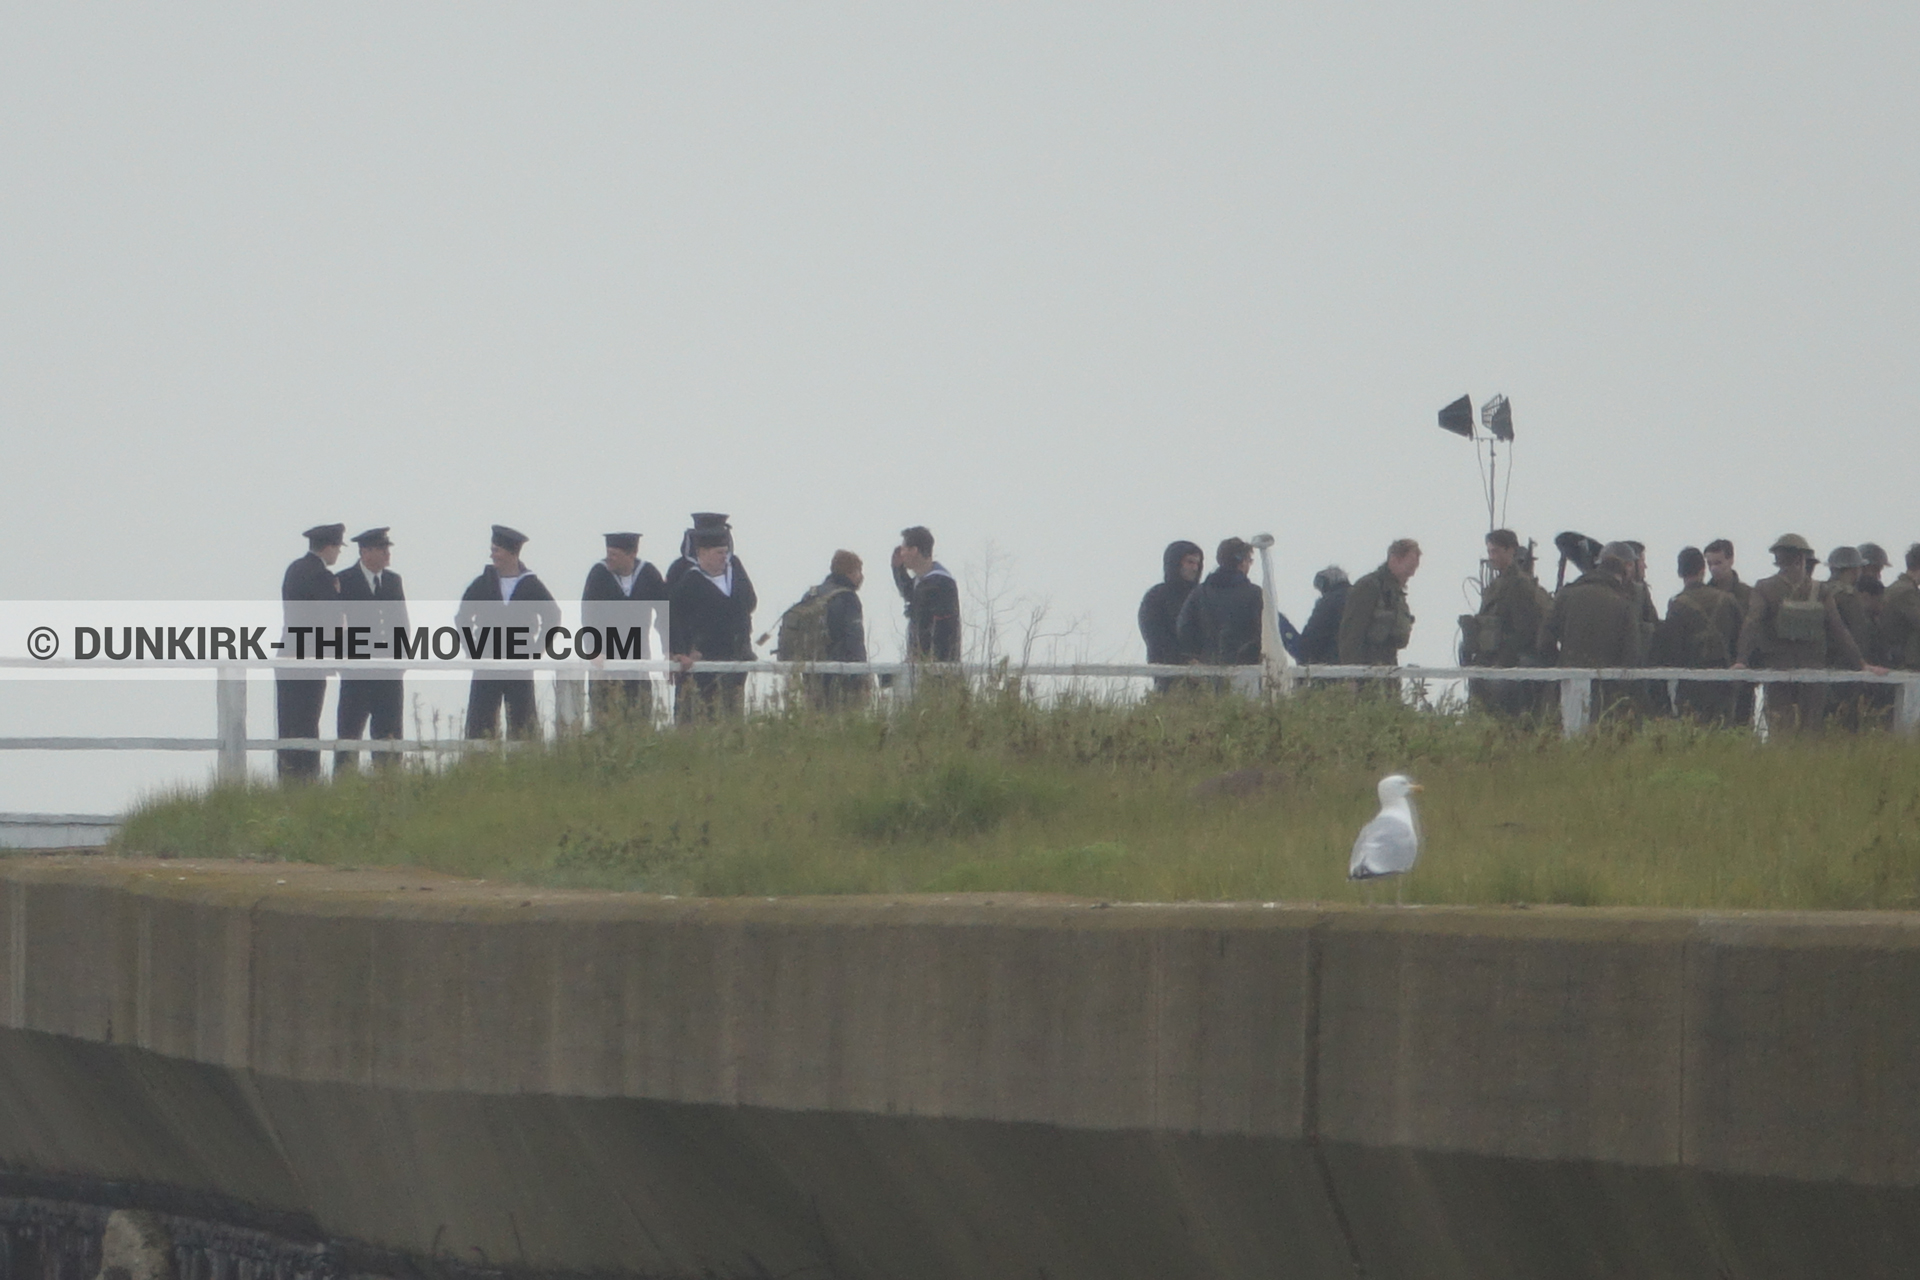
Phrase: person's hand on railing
[{"left": 673, "top": 650, "right": 700, "bottom": 673}]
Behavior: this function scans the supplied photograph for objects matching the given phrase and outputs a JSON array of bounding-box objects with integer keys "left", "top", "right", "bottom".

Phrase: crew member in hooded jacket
[
  {"left": 1176, "top": 538, "right": 1263, "bottom": 678},
  {"left": 1297, "top": 567, "right": 1350, "bottom": 665},
  {"left": 583, "top": 531, "right": 667, "bottom": 724},
  {"left": 457, "top": 525, "right": 559, "bottom": 739},
  {"left": 277, "top": 523, "right": 344, "bottom": 780},
  {"left": 1137, "top": 539, "right": 1203, "bottom": 691}
]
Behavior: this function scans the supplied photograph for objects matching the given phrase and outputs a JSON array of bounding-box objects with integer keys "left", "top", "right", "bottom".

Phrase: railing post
[
  {"left": 1896, "top": 676, "right": 1920, "bottom": 737},
  {"left": 1560, "top": 674, "right": 1591, "bottom": 737},
  {"left": 1231, "top": 665, "right": 1262, "bottom": 699},
  {"left": 215, "top": 665, "right": 247, "bottom": 784},
  {"left": 554, "top": 672, "right": 585, "bottom": 735},
  {"left": 1250, "top": 532, "right": 1292, "bottom": 698}
]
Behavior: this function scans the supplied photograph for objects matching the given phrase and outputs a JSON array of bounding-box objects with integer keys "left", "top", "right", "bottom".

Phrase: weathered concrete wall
[{"left": 1, "top": 857, "right": 1918, "bottom": 1279}]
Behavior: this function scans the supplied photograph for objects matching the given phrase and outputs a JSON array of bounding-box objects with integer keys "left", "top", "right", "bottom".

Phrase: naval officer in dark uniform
[
  {"left": 582, "top": 531, "right": 667, "bottom": 725},
  {"left": 335, "top": 527, "right": 409, "bottom": 771},
  {"left": 457, "top": 525, "right": 559, "bottom": 739},
  {"left": 277, "top": 523, "right": 344, "bottom": 780}
]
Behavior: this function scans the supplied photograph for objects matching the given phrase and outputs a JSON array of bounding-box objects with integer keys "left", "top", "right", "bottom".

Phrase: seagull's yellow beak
[{"left": 1410, "top": 783, "right": 1425, "bottom": 793}]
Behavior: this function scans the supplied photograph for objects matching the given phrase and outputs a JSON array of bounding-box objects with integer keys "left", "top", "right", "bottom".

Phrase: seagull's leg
[{"left": 1395, "top": 876, "right": 1406, "bottom": 907}]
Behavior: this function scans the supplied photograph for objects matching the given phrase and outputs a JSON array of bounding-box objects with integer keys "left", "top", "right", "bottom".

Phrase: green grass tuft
[
  {"left": 114, "top": 686, "right": 1920, "bottom": 910},
  {"left": 839, "top": 760, "right": 1066, "bottom": 840}
]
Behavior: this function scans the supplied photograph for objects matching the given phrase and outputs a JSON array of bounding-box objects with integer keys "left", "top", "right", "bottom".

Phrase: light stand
[{"left": 1436, "top": 393, "right": 1517, "bottom": 592}]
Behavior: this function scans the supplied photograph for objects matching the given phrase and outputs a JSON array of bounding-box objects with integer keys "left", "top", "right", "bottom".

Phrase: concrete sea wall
[{"left": 1, "top": 857, "right": 1918, "bottom": 1279}]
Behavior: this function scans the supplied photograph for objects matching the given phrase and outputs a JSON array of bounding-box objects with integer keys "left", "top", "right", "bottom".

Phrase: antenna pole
[{"left": 1487, "top": 437, "right": 1498, "bottom": 534}]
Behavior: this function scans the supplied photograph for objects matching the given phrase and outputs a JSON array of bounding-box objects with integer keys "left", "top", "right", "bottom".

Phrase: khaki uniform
[
  {"left": 1632, "top": 581, "right": 1660, "bottom": 658},
  {"left": 1879, "top": 575, "right": 1920, "bottom": 670},
  {"left": 1736, "top": 573, "right": 1865, "bottom": 734},
  {"left": 1338, "top": 564, "right": 1414, "bottom": 667},
  {"left": 1628, "top": 578, "right": 1663, "bottom": 713},
  {"left": 1710, "top": 572, "right": 1757, "bottom": 725},
  {"left": 1464, "top": 565, "right": 1550, "bottom": 715},
  {"left": 1824, "top": 580, "right": 1879, "bottom": 729},
  {"left": 1857, "top": 578, "right": 1896, "bottom": 719},
  {"left": 1873, "top": 575, "right": 1919, "bottom": 728},
  {"left": 1539, "top": 570, "right": 1641, "bottom": 721},
  {"left": 1654, "top": 582, "right": 1741, "bottom": 723}
]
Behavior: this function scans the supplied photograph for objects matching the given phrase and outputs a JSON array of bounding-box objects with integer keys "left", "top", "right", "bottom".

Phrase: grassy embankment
[{"left": 115, "top": 685, "right": 1920, "bottom": 910}]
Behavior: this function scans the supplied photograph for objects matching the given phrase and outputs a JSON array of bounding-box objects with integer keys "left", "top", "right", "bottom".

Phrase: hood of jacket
[{"left": 1162, "top": 540, "right": 1204, "bottom": 586}]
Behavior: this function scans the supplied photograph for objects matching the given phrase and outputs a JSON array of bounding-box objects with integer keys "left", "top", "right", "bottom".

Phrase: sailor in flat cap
[
  {"left": 582, "top": 532, "right": 667, "bottom": 725},
  {"left": 277, "top": 523, "right": 345, "bottom": 780},
  {"left": 665, "top": 512, "right": 736, "bottom": 587},
  {"left": 335, "top": 528, "right": 409, "bottom": 770},
  {"left": 667, "top": 517, "right": 758, "bottom": 721},
  {"left": 456, "top": 525, "right": 559, "bottom": 739}
]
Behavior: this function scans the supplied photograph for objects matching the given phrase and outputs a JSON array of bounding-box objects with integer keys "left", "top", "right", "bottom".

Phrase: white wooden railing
[{"left": 0, "top": 658, "right": 1913, "bottom": 786}]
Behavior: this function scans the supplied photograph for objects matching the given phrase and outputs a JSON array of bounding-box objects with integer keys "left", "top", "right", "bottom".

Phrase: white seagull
[{"left": 1348, "top": 774, "right": 1424, "bottom": 880}]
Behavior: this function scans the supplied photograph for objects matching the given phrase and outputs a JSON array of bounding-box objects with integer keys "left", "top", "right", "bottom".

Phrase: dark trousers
[
  {"left": 275, "top": 673, "right": 327, "bottom": 780},
  {"left": 1673, "top": 679, "right": 1736, "bottom": 726},
  {"left": 467, "top": 675, "right": 539, "bottom": 739},
  {"left": 800, "top": 673, "right": 873, "bottom": 713},
  {"left": 1469, "top": 673, "right": 1548, "bottom": 719},
  {"left": 1589, "top": 680, "right": 1646, "bottom": 722},
  {"left": 1825, "top": 682, "right": 1885, "bottom": 732},
  {"left": 336, "top": 678, "right": 404, "bottom": 770},
  {"left": 590, "top": 676, "right": 655, "bottom": 726},
  {"left": 674, "top": 672, "right": 746, "bottom": 723},
  {"left": 1764, "top": 680, "right": 1828, "bottom": 735}
]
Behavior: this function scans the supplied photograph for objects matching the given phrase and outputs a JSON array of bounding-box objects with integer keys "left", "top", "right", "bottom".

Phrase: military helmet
[
  {"left": 1827, "top": 546, "right": 1865, "bottom": 571},
  {"left": 1768, "top": 533, "right": 1814, "bottom": 556},
  {"left": 1859, "top": 542, "right": 1890, "bottom": 568}
]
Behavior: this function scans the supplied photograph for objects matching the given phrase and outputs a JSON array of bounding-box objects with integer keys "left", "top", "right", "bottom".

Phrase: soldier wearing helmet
[
  {"left": 1734, "top": 535, "right": 1885, "bottom": 733},
  {"left": 1538, "top": 541, "right": 1643, "bottom": 722},
  {"left": 1878, "top": 545, "right": 1920, "bottom": 676},
  {"left": 1858, "top": 543, "right": 1891, "bottom": 592},
  {"left": 1822, "top": 546, "right": 1876, "bottom": 729},
  {"left": 1856, "top": 543, "right": 1896, "bottom": 717}
]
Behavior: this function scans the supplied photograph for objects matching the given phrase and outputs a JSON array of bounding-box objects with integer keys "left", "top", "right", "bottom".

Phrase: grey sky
[{"left": 3, "top": 6, "right": 1916, "bottom": 806}]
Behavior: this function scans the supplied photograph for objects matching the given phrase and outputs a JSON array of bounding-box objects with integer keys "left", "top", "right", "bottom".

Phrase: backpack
[
  {"left": 1667, "top": 592, "right": 1729, "bottom": 667},
  {"left": 773, "top": 583, "right": 851, "bottom": 661},
  {"left": 1775, "top": 579, "right": 1826, "bottom": 644}
]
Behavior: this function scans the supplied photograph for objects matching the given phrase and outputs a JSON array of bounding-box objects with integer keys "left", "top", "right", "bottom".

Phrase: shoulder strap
[{"left": 1673, "top": 590, "right": 1713, "bottom": 622}]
